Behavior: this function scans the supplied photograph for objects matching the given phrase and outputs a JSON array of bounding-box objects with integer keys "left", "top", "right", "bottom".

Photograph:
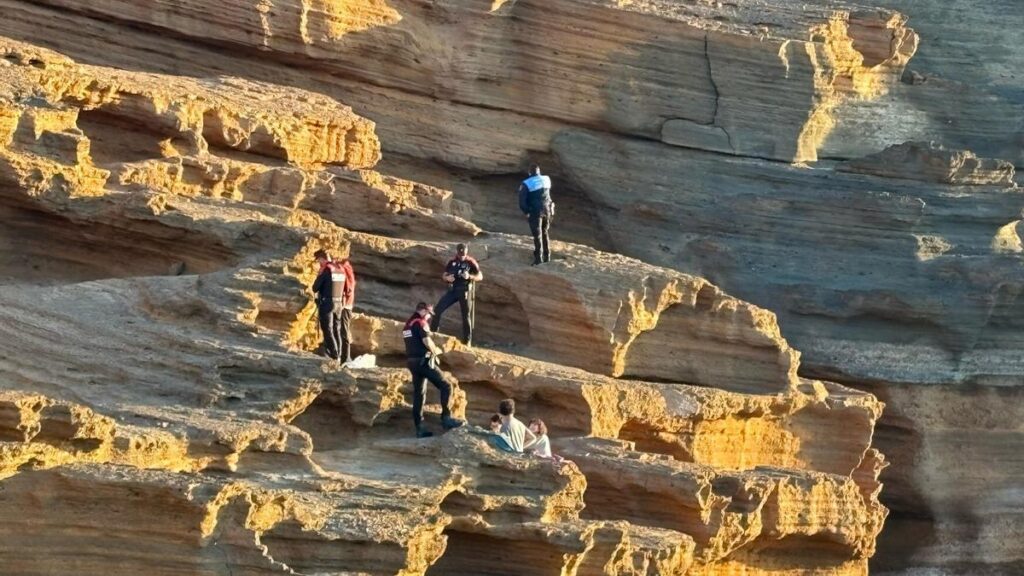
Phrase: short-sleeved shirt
[
  {"left": 531, "top": 434, "right": 552, "bottom": 458},
  {"left": 403, "top": 315, "right": 430, "bottom": 358},
  {"left": 445, "top": 257, "right": 480, "bottom": 292},
  {"left": 500, "top": 416, "right": 531, "bottom": 453},
  {"left": 522, "top": 174, "right": 552, "bottom": 192},
  {"left": 519, "top": 176, "right": 553, "bottom": 215}
]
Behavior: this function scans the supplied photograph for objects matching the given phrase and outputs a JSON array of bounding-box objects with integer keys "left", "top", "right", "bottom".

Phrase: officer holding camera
[{"left": 431, "top": 243, "right": 483, "bottom": 346}]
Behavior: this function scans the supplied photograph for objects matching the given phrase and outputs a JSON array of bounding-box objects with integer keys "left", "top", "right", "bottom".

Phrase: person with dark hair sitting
[
  {"left": 488, "top": 413, "right": 514, "bottom": 452},
  {"left": 497, "top": 398, "right": 536, "bottom": 453}
]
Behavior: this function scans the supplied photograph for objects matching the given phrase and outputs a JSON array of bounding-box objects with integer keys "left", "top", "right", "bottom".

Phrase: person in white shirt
[
  {"left": 527, "top": 419, "right": 552, "bottom": 458},
  {"left": 488, "top": 413, "right": 514, "bottom": 452},
  {"left": 498, "top": 398, "right": 536, "bottom": 453}
]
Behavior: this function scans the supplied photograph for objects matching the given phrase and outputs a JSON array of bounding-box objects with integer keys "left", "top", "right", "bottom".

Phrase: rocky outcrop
[
  {"left": 839, "top": 141, "right": 1016, "bottom": 186},
  {"left": 0, "top": 36, "right": 889, "bottom": 574},
  {"left": 552, "top": 128, "right": 1024, "bottom": 388},
  {"left": 0, "top": 0, "right": 917, "bottom": 167},
  {"left": 549, "top": 125, "right": 1024, "bottom": 571}
]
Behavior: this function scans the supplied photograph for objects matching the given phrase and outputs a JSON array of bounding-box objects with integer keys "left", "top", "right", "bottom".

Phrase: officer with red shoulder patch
[
  {"left": 312, "top": 249, "right": 352, "bottom": 361},
  {"left": 430, "top": 243, "right": 482, "bottom": 346},
  {"left": 404, "top": 302, "right": 465, "bottom": 438}
]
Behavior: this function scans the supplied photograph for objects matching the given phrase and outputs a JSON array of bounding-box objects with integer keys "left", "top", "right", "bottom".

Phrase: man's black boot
[
  {"left": 441, "top": 414, "right": 465, "bottom": 430},
  {"left": 416, "top": 426, "right": 434, "bottom": 438}
]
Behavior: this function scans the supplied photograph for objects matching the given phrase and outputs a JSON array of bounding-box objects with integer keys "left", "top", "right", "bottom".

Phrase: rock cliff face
[{"left": 0, "top": 0, "right": 1019, "bottom": 574}]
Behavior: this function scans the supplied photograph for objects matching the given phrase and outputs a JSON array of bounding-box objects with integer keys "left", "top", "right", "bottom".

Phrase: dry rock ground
[{"left": 0, "top": 0, "right": 1021, "bottom": 574}]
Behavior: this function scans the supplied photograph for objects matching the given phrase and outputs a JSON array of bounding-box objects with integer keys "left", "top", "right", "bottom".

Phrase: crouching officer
[
  {"left": 431, "top": 243, "right": 482, "bottom": 346},
  {"left": 518, "top": 164, "right": 554, "bottom": 265},
  {"left": 404, "top": 302, "right": 465, "bottom": 438}
]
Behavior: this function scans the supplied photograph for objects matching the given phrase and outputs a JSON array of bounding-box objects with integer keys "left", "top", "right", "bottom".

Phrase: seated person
[
  {"left": 527, "top": 418, "right": 567, "bottom": 464},
  {"left": 498, "top": 399, "right": 536, "bottom": 453},
  {"left": 488, "top": 413, "right": 514, "bottom": 452}
]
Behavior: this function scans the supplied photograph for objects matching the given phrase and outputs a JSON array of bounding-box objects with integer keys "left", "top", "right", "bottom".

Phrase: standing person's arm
[
  {"left": 442, "top": 261, "right": 455, "bottom": 283},
  {"left": 422, "top": 335, "right": 443, "bottom": 357},
  {"left": 468, "top": 259, "right": 483, "bottom": 282},
  {"left": 518, "top": 183, "right": 529, "bottom": 215},
  {"left": 311, "top": 270, "right": 326, "bottom": 301},
  {"left": 416, "top": 322, "right": 444, "bottom": 357},
  {"left": 343, "top": 261, "right": 356, "bottom": 305}
]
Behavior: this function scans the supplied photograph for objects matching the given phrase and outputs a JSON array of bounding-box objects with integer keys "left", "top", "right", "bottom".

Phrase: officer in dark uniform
[
  {"left": 312, "top": 249, "right": 347, "bottom": 360},
  {"left": 518, "top": 164, "right": 554, "bottom": 265},
  {"left": 431, "top": 243, "right": 482, "bottom": 346},
  {"left": 403, "top": 302, "right": 465, "bottom": 438}
]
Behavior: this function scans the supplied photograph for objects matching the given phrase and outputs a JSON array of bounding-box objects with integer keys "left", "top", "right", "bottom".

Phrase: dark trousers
[
  {"left": 338, "top": 308, "right": 352, "bottom": 361},
  {"left": 528, "top": 212, "right": 551, "bottom": 263},
  {"left": 407, "top": 358, "right": 452, "bottom": 428},
  {"left": 317, "top": 303, "right": 351, "bottom": 360},
  {"left": 431, "top": 288, "right": 474, "bottom": 345}
]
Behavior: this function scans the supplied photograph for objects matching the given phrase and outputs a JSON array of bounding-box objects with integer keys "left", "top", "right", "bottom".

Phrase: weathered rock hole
[
  {"left": 201, "top": 109, "right": 289, "bottom": 165},
  {"left": 290, "top": 391, "right": 409, "bottom": 452},
  {"left": 734, "top": 535, "right": 857, "bottom": 570},
  {"left": 76, "top": 108, "right": 172, "bottom": 165},
  {"left": 439, "top": 490, "right": 483, "bottom": 517},
  {"left": 358, "top": 276, "right": 533, "bottom": 349},
  {"left": 578, "top": 464, "right": 697, "bottom": 535},
  {"left": 0, "top": 195, "right": 238, "bottom": 285},
  {"left": 432, "top": 282, "right": 533, "bottom": 348},
  {"left": 695, "top": 283, "right": 717, "bottom": 311},
  {"left": 261, "top": 522, "right": 405, "bottom": 576},
  {"left": 426, "top": 529, "right": 567, "bottom": 576},
  {"left": 617, "top": 419, "right": 692, "bottom": 461},
  {"left": 253, "top": 308, "right": 296, "bottom": 334},
  {"left": 470, "top": 463, "right": 565, "bottom": 500}
]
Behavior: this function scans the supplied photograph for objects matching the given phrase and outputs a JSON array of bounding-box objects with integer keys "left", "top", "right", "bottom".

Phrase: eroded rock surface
[
  {"left": 1, "top": 0, "right": 1020, "bottom": 573},
  {"left": 0, "top": 36, "right": 890, "bottom": 575}
]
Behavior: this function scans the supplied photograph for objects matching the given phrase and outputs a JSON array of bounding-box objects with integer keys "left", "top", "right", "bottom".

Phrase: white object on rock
[{"left": 345, "top": 354, "right": 377, "bottom": 369}]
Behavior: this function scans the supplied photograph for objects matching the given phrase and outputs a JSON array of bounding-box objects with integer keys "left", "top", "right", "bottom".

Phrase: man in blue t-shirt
[{"left": 518, "top": 164, "right": 554, "bottom": 265}]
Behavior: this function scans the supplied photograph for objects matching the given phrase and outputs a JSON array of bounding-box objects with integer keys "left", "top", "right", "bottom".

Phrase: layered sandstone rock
[
  {"left": 839, "top": 141, "right": 1016, "bottom": 186},
  {"left": 1, "top": 0, "right": 1021, "bottom": 573},
  {"left": 0, "top": 36, "right": 889, "bottom": 575},
  {"left": 0, "top": 0, "right": 918, "bottom": 167}
]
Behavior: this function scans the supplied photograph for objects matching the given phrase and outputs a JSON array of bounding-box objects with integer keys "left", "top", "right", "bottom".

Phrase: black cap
[{"left": 456, "top": 243, "right": 468, "bottom": 252}]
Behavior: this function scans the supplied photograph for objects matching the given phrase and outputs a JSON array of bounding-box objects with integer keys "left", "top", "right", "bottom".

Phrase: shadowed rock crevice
[
  {"left": 426, "top": 529, "right": 567, "bottom": 576},
  {"left": 76, "top": 108, "right": 172, "bottom": 166},
  {"left": 0, "top": 193, "right": 238, "bottom": 285},
  {"left": 261, "top": 522, "right": 406, "bottom": 576}
]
